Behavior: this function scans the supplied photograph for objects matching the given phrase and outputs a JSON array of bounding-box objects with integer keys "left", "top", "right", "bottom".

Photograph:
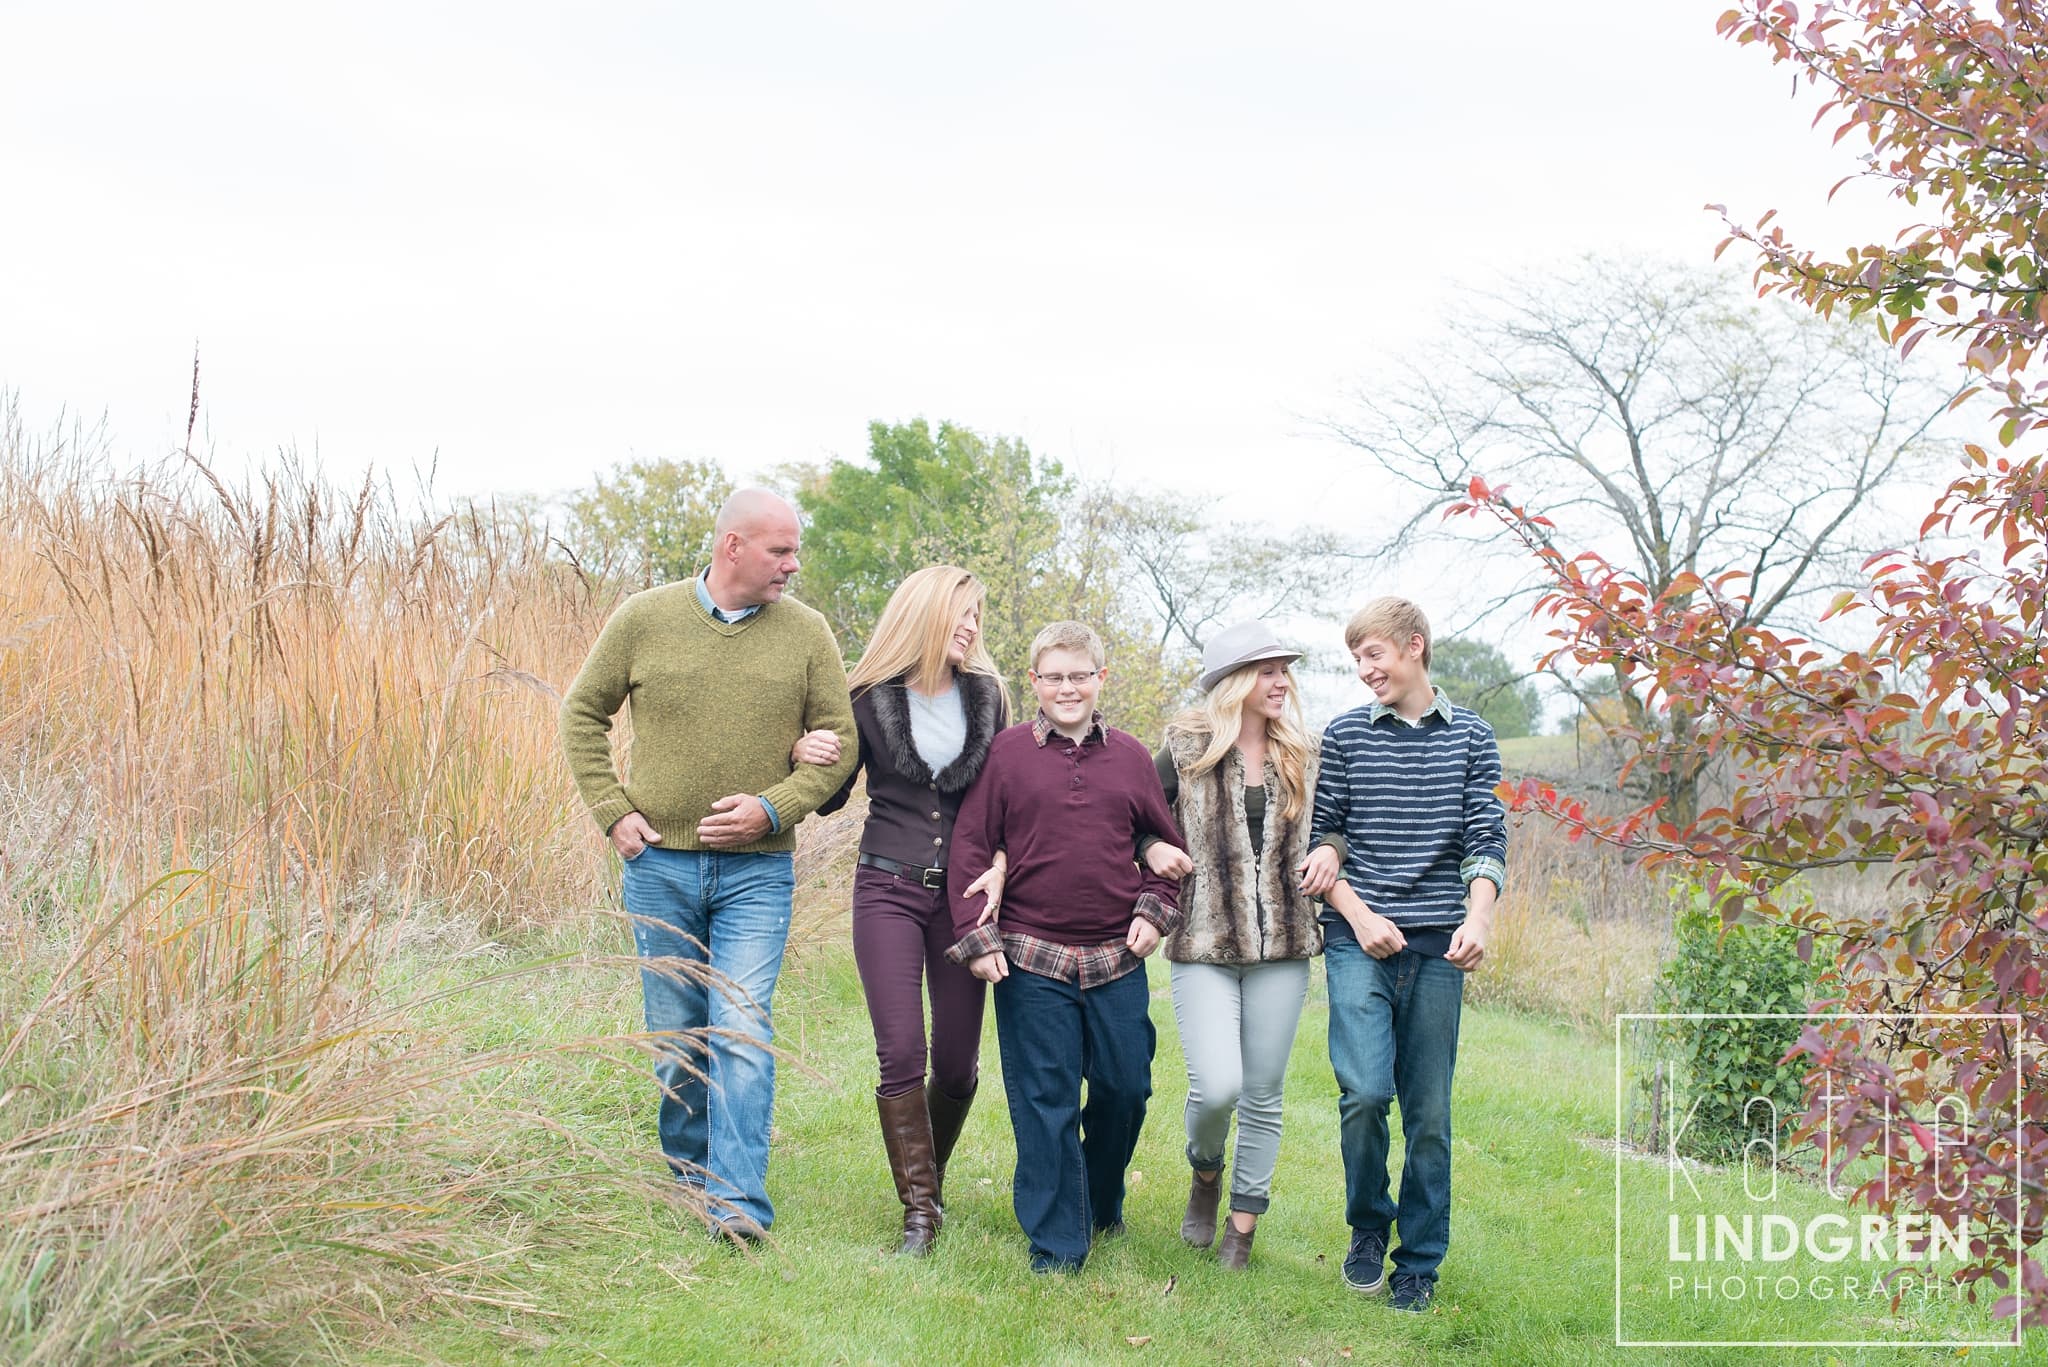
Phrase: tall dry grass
[
  {"left": 2, "top": 426, "right": 618, "bottom": 930},
  {"left": 0, "top": 406, "right": 681, "bottom": 1361},
  {"left": 1464, "top": 817, "right": 1670, "bottom": 1029}
]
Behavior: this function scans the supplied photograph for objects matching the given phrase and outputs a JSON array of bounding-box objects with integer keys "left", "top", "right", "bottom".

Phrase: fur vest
[{"left": 1161, "top": 726, "right": 1322, "bottom": 964}]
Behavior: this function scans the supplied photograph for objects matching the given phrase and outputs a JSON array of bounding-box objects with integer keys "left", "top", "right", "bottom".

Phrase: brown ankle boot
[
  {"left": 1217, "top": 1215, "right": 1255, "bottom": 1270},
  {"left": 1181, "top": 1169, "right": 1223, "bottom": 1248},
  {"left": 926, "top": 1079, "right": 976, "bottom": 1208},
  {"left": 877, "top": 1086, "right": 942, "bottom": 1256}
]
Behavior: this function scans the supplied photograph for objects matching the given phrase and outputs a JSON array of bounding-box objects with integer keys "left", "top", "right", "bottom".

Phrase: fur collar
[{"left": 862, "top": 672, "right": 1007, "bottom": 792}]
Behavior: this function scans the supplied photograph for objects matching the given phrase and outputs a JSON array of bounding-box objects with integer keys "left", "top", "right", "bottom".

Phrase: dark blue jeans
[
  {"left": 1325, "top": 938, "right": 1464, "bottom": 1282},
  {"left": 992, "top": 965, "right": 1156, "bottom": 1270},
  {"left": 621, "top": 846, "right": 794, "bottom": 1230}
]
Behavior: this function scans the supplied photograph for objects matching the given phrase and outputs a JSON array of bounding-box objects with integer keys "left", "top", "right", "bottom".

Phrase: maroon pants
[{"left": 851, "top": 863, "right": 986, "bottom": 1098}]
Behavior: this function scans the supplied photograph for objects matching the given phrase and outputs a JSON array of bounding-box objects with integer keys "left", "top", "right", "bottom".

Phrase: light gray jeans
[{"left": 1169, "top": 958, "right": 1311, "bottom": 1214}]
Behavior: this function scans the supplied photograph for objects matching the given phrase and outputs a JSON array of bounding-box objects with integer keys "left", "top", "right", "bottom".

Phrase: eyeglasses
[{"left": 1032, "top": 670, "right": 1101, "bottom": 687}]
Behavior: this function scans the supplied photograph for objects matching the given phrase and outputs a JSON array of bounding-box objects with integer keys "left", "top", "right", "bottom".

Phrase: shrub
[{"left": 1651, "top": 880, "right": 1818, "bottom": 1163}]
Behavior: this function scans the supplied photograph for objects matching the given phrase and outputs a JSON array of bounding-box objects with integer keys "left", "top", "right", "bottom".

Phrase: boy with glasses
[{"left": 945, "top": 620, "right": 1187, "bottom": 1272}]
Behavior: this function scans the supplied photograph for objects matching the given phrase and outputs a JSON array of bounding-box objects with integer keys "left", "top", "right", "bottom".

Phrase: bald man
[{"left": 561, "top": 487, "right": 857, "bottom": 1239}]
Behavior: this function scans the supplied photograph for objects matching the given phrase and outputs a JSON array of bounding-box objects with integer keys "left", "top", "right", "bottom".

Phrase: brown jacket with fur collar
[
  {"left": 818, "top": 672, "right": 1007, "bottom": 870},
  {"left": 1160, "top": 726, "right": 1322, "bottom": 965}
]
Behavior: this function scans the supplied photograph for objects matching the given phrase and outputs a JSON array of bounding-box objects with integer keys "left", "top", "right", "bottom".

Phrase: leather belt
[{"left": 858, "top": 851, "right": 946, "bottom": 890}]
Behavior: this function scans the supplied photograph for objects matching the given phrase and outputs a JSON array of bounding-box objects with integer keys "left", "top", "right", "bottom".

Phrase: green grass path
[{"left": 402, "top": 944, "right": 2015, "bottom": 1366}]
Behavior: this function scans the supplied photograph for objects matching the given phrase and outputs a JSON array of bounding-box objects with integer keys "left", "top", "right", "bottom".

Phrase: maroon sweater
[{"left": 946, "top": 716, "right": 1184, "bottom": 951}]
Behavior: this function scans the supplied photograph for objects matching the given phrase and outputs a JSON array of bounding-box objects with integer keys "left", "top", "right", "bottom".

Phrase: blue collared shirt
[
  {"left": 695, "top": 569, "right": 763, "bottom": 624},
  {"left": 1366, "top": 685, "right": 1458, "bottom": 729}
]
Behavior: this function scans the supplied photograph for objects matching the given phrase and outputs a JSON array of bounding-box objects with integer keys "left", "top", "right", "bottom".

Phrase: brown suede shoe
[
  {"left": 1180, "top": 1169, "right": 1223, "bottom": 1248},
  {"left": 1217, "top": 1217, "right": 1255, "bottom": 1270}
]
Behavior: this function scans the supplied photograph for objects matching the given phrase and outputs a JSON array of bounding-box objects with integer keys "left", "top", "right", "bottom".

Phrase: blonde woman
[
  {"left": 1148, "top": 621, "right": 1322, "bottom": 1270},
  {"left": 798, "top": 567, "right": 1010, "bottom": 1254}
]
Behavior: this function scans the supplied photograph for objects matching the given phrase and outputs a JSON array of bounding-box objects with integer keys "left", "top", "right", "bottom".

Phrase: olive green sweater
[{"left": 559, "top": 582, "right": 858, "bottom": 853}]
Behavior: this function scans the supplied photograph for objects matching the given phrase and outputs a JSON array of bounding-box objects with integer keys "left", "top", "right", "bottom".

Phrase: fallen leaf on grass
[
  {"left": 1126, "top": 1336, "right": 1152, "bottom": 1347},
  {"left": 1340, "top": 1350, "right": 1353, "bottom": 1360},
  {"left": 1161, "top": 1274, "right": 1176, "bottom": 1297}
]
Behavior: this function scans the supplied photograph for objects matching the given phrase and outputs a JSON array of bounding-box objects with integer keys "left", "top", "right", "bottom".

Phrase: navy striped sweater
[{"left": 1310, "top": 688, "right": 1508, "bottom": 934}]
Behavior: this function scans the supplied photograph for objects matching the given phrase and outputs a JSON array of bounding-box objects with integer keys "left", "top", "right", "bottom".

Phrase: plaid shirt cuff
[
  {"left": 1133, "top": 891, "right": 1182, "bottom": 938},
  {"left": 1461, "top": 854, "right": 1506, "bottom": 897},
  {"left": 945, "top": 924, "right": 1003, "bottom": 965}
]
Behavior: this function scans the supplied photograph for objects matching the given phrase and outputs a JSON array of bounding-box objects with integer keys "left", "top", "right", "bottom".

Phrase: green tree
[
  {"left": 793, "top": 419, "right": 1069, "bottom": 686},
  {"left": 563, "top": 457, "right": 731, "bottom": 587},
  {"left": 1428, "top": 638, "right": 1539, "bottom": 739}
]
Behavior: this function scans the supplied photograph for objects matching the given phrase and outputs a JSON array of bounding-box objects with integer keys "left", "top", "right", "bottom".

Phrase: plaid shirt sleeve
[
  {"left": 945, "top": 923, "right": 1003, "bottom": 965},
  {"left": 1132, "top": 891, "right": 1181, "bottom": 937}
]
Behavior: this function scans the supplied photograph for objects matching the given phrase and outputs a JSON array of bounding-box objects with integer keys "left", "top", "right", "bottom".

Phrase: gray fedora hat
[{"left": 1198, "top": 620, "right": 1304, "bottom": 693}]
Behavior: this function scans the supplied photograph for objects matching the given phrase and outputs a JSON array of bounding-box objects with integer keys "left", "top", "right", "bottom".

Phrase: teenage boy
[
  {"left": 945, "top": 620, "right": 1186, "bottom": 1273},
  {"left": 1298, "top": 596, "right": 1507, "bottom": 1314}
]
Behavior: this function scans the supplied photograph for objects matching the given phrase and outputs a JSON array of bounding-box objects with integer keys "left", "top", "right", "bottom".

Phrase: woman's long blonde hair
[
  {"left": 1165, "top": 661, "right": 1314, "bottom": 821},
  {"left": 847, "top": 566, "right": 1010, "bottom": 713}
]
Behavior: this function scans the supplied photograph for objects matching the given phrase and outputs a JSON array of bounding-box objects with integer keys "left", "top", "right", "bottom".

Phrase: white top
[{"left": 908, "top": 682, "right": 967, "bottom": 774}]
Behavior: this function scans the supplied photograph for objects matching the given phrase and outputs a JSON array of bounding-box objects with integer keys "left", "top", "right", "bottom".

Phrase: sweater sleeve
[
  {"left": 1134, "top": 743, "right": 1179, "bottom": 861},
  {"left": 1127, "top": 744, "right": 1185, "bottom": 933},
  {"left": 1310, "top": 719, "right": 1351, "bottom": 857},
  {"left": 814, "top": 700, "right": 867, "bottom": 818},
  {"left": 755, "top": 617, "right": 859, "bottom": 825},
  {"left": 944, "top": 743, "right": 1007, "bottom": 961},
  {"left": 559, "top": 600, "right": 639, "bottom": 835},
  {"left": 1460, "top": 721, "right": 1509, "bottom": 895}
]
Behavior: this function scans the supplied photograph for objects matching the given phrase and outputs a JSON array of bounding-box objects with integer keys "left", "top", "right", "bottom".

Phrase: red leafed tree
[{"left": 1459, "top": 0, "right": 2048, "bottom": 1327}]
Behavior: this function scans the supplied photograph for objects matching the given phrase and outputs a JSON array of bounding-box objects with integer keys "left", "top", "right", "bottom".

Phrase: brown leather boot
[
  {"left": 1217, "top": 1215, "right": 1256, "bottom": 1270},
  {"left": 926, "top": 1079, "right": 976, "bottom": 1208},
  {"left": 1180, "top": 1169, "right": 1223, "bottom": 1248},
  {"left": 877, "top": 1086, "right": 942, "bottom": 1256}
]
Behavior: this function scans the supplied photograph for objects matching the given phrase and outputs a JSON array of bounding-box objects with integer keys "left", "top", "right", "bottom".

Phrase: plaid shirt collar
[
  {"left": 1368, "top": 685, "right": 1455, "bottom": 728},
  {"left": 1031, "top": 708, "right": 1108, "bottom": 747}
]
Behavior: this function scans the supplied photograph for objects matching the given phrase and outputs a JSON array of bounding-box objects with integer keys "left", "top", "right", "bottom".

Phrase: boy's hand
[
  {"left": 1355, "top": 910, "right": 1407, "bottom": 960},
  {"left": 790, "top": 729, "right": 841, "bottom": 766},
  {"left": 964, "top": 859, "right": 1007, "bottom": 926},
  {"left": 1143, "top": 842, "right": 1194, "bottom": 879},
  {"left": 1325, "top": 879, "right": 1405, "bottom": 958},
  {"left": 1297, "top": 845, "right": 1341, "bottom": 896},
  {"left": 968, "top": 950, "right": 1010, "bottom": 982},
  {"left": 1445, "top": 918, "right": 1488, "bottom": 971},
  {"left": 1447, "top": 886, "right": 1495, "bottom": 971},
  {"left": 1126, "top": 918, "right": 1161, "bottom": 958}
]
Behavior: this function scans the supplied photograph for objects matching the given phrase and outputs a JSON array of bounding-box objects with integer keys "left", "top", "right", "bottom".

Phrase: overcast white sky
[{"left": 2, "top": 1, "right": 1916, "bottom": 529}]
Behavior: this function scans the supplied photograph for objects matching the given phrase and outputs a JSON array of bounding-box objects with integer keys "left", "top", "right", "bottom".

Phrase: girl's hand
[
  {"left": 965, "top": 852, "right": 1008, "bottom": 925},
  {"left": 791, "top": 730, "right": 841, "bottom": 766},
  {"left": 1144, "top": 842, "right": 1194, "bottom": 879}
]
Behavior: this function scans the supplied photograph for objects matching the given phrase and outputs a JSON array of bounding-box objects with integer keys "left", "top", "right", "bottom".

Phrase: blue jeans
[
  {"left": 1325, "top": 938, "right": 1464, "bottom": 1281},
  {"left": 992, "top": 965, "right": 1155, "bottom": 1270},
  {"left": 621, "top": 846, "right": 794, "bottom": 1230}
]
